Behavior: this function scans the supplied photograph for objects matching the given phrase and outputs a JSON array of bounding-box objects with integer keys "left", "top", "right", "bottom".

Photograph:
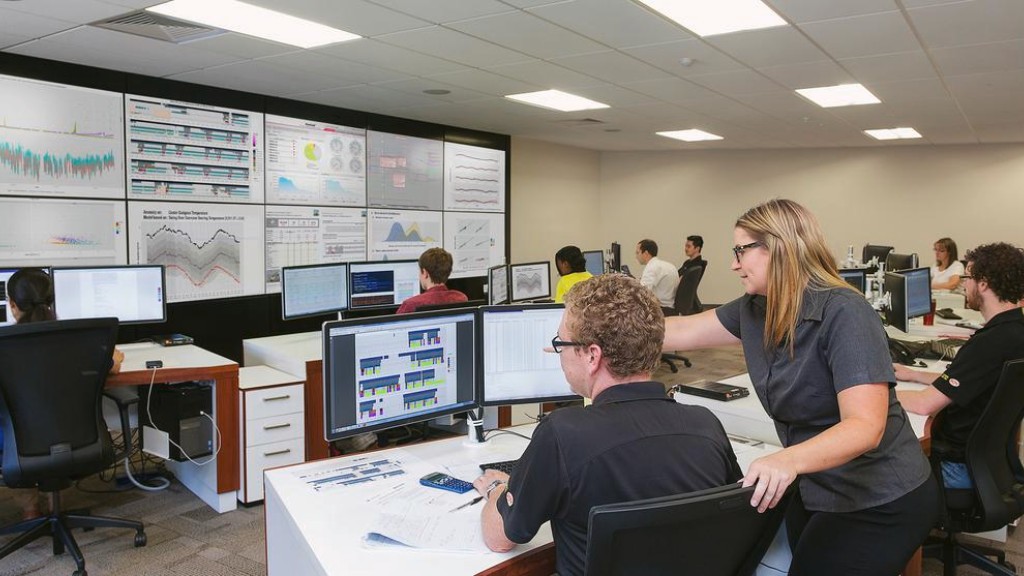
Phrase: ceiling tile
[
  {"left": 248, "top": 0, "right": 431, "bottom": 37},
  {"left": 686, "top": 69, "right": 783, "bottom": 95},
  {"left": 909, "top": 0, "right": 1024, "bottom": 48},
  {"left": 261, "top": 51, "right": 405, "bottom": 85},
  {"left": 371, "top": 77, "right": 492, "bottom": 103},
  {"left": 623, "top": 77, "right": 719, "bottom": 102},
  {"left": 550, "top": 50, "right": 672, "bottom": 84},
  {"left": 758, "top": 60, "right": 852, "bottom": 89},
  {"left": 973, "top": 122, "right": 1024, "bottom": 143},
  {"left": 0, "top": 7, "right": 81, "bottom": 38},
  {"left": 0, "top": 32, "right": 31, "bottom": 50},
  {"left": 319, "top": 38, "right": 464, "bottom": 76},
  {"left": 704, "top": 27, "right": 828, "bottom": 68},
  {"left": 366, "top": 0, "right": 513, "bottom": 23},
  {"left": 731, "top": 90, "right": 825, "bottom": 117},
  {"left": 623, "top": 39, "right": 745, "bottom": 77},
  {"left": 296, "top": 83, "right": 443, "bottom": 110},
  {"left": 0, "top": 0, "right": 132, "bottom": 23},
  {"left": 187, "top": 34, "right": 298, "bottom": 60},
  {"left": 448, "top": 11, "right": 606, "bottom": 60},
  {"left": 568, "top": 84, "right": 661, "bottom": 108},
  {"left": 170, "top": 58, "right": 345, "bottom": 95},
  {"left": 528, "top": 0, "right": 691, "bottom": 49},
  {"left": 377, "top": 26, "right": 532, "bottom": 67},
  {"left": 839, "top": 50, "right": 938, "bottom": 84},
  {"left": 931, "top": 39, "right": 1024, "bottom": 77},
  {"left": 485, "top": 59, "right": 606, "bottom": 89},
  {"left": 426, "top": 68, "right": 539, "bottom": 96},
  {"left": 800, "top": 11, "right": 921, "bottom": 59},
  {"left": 765, "top": 0, "right": 899, "bottom": 23}
]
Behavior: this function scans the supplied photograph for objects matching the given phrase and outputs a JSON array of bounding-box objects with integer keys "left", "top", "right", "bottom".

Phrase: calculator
[{"left": 419, "top": 472, "right": 474, "bottom": 494}]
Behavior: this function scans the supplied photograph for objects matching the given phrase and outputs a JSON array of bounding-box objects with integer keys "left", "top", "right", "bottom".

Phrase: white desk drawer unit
[{"left": 239, "top": 365, "right": 305, "bottom": 504}]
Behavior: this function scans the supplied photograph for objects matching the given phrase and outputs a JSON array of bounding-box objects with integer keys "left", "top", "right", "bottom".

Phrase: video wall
[{"left": 0, "top": 71, "right": 508, "bottom": 304}]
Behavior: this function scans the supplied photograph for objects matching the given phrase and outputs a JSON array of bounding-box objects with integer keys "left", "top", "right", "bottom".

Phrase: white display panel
[
  {"left": 128, "top": 201, "right": 265, "bottom": 302},
  {"left": 264, "top": 205, "right": 367, "bottom": 292},
  {"left": 510, "top": 262, "right": 551, "bottom": 303},
  {"left": 0, "top": 74, "right": 125, "bottom": 199},
  {"left": 480, "top": 306, "right": 576, "bottom": 405},
  {"left": 125, "top": 94, "right": 263, "bottom": 203},
  {"left": 367, "top": 208, "right": 442, "bottom": 261},
  {"left": 0, "top": 197, "right": 127, "bottom": 267},
  {"left": 265, "top": 114, "right": 366, "bottom": 206},
  {"left": 366, "top": 131, "right": 443, "bottom": 210},
  {"left": 443, "top": 211, "right": 505, "bottom": 279},
  {"left": 52, "top": 265, "right": 165, "bottom": 324},
  {"left": 443, "top": 142, "right": 505, "bottom": 212}
]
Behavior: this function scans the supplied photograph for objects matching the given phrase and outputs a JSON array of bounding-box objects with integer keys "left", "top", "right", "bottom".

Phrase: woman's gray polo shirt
[{"left": 716, "top": 287, "right": 931, "bottom": 512}]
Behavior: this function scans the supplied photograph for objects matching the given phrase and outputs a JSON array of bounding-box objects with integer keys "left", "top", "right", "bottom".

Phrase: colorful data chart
[
  {"left": 360, "top": 356, "right": 385, "bottom": 376},
  {"left": 359, "top": 375, "right": 401, "bottom": 398},
  {"left": 399, "top": 348, "right": 444, "bottom": 368},
  {"left": 408, "top": 328, "right": 441, "bottom": 348},
  {"left": 403, "top": 389, "right": 439, "bottom": 411}
]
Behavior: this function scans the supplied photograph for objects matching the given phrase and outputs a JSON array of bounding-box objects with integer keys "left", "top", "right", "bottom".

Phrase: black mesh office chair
[
  {"left": 584, "top": 483, "right": 792, "bottom": 576},
  {"left": 862, "top": 244, "right": 894, "bottom": 266},
  {"left": 0, "top": 318, "right": 146, "bottom": 576},
  {"left": 923, "top": 358, "right": 1024, "bottom": 576},
  {"left": 661, "top": 264, "right": 706, "bottom": 372},
  {"left": 886, "top": 252, "right": 919, "bottom": 272}
]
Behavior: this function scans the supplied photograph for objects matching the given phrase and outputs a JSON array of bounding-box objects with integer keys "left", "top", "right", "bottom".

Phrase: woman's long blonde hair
[{"left": 736, "top": 199, "right": 851, "bottom": 354}]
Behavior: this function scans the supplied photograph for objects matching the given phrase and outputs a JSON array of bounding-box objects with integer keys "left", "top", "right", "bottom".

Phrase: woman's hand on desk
[
  {"left": 110, "top": 348, "right": 125, "bottom": 375},
  {"left": 742, "top": 451, "right": 798, "bottom": 514}
]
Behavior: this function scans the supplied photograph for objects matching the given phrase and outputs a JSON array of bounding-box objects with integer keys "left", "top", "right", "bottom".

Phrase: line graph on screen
[{"left": 144, "top": 222, "right": 243, "bottom": 301}]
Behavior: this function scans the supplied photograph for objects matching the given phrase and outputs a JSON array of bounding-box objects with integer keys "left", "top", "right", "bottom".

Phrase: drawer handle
[
  {"left": 263, "top": 423, "right": 291, "bottom": 431},
  {"left": 264, "top": 448, "right": 291, "bottom": 457},
  {"left": 262, "top": 395, "right": 291, "bottom": 402}
]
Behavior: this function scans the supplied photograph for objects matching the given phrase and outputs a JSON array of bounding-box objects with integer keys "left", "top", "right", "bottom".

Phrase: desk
[
  {"left": 107, "top": 342, "right": 239, "bottom": 512},
  {"left": 242, "top": 331, "right": 327, "bottom": 461},
  {"left": 264, "top": 425, "right": 778, "bottom": 576}
]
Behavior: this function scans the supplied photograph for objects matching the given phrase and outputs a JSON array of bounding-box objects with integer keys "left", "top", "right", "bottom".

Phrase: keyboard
[
  {"left": 479, "top": 459, "right": 518, "bottom": 475},
  {"left": 931, "top": 338, "right": 966, "bottom": 359}
]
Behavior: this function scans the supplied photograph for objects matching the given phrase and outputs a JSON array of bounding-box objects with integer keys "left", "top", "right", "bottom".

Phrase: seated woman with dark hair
[
  {"left": 553, "top": 245, "right": 592, "bottom": 303},
  {"left": 931, "top": 237, "right": 964, "bottom": 291}
]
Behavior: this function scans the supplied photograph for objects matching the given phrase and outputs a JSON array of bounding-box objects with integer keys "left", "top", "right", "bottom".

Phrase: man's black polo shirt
[
  {"left": 933, "top": 307, "right": 1024, "bottom": 455},
  {"left": 495, "top": 381, "right": 742, "bottom": 576}
]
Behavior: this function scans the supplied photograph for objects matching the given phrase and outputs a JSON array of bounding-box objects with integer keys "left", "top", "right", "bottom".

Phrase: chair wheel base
[{"left": 135, "top": 531, "right": 147, "bottom": 547}]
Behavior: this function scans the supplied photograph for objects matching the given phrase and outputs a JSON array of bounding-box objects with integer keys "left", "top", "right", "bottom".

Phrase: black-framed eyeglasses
[
  {"left": 551, "top": 334, "right": 587, "bottom": 354},
  {"left": 961, "top": 274, "right": 976, "bottom": 281},
  {"left": 732, "top": 241, "right": 764, "bottom": 263}
]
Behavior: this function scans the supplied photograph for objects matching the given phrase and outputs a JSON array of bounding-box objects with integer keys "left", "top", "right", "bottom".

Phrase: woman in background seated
[
  {"left": 553, "top": 245, "right": 592, "bottom": 303},
  {"left": 931, "top": 237, "right": 964, "bottom": 291},
  {"left": 3, "top": 268, "right": 124, "bottom": 517}
]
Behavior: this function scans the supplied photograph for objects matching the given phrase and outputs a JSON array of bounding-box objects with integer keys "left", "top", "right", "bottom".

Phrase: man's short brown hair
[
  {"left": 563, "top": 274, "right": 664, "bottom": 379},
  {"left": 419, "top": 247, "right": 454, "bottom": 284}
]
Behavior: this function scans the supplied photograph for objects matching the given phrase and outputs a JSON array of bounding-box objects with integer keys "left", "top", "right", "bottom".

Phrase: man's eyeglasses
[
  {"left": 551, "top": 334, "right": 587, "bottom": 354},
  {"left": 961, "top": 274, "right": 977, "bottom": 281},
  {"left": 732, "top": 241, "right": 764, "bottom": 263}
]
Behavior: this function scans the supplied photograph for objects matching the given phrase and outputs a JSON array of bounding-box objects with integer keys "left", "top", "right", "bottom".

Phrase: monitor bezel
[
  {"left": 321, "top": 308, "right": 478, "bottom": 443},
  {"left": 280, "top": 262, "right": 350, "bottom": 321},
  {"left": 838, "top": 268, "right": 867, "bottom": 293},
  {"left": 487, "top": 264, "right": 509, "bottom": 306},
  {"left": 475, "top": 303, "right": 583, "bottom": 407},
  {"left": 883, "top": 271, "right": 908, "bottom": 333},
  {"left": 902, "top": 266, "right": 932, "bottom": 319},
  {"left": 508, "top": 261, "right": 552, "bottom": 303},
  {"left": 582, "top": 249, "right": 605, "bottom": 276},
  {"left": 346, "top": 259, "right": 421, "bottom": 310},
  {"left": 51, "top": 264, "right": 167, "bottom": 325}
]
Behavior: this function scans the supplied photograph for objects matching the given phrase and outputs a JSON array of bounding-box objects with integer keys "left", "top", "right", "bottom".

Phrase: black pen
[{"left": 449, "top": 495, "right": 483, "bottom": 513}]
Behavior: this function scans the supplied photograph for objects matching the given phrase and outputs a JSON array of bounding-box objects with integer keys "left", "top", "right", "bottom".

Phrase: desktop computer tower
[{"left": 140, "top": 382, "right": 213, "bottom": 461}]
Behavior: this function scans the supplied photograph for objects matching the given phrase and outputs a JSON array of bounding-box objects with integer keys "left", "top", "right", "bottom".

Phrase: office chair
[
  {"left": 923, "top": 358, "right": 1024, "bottom": 576},
  {"left": 584, "top": 483, "right": 792, "bottom": 576},
  {"left": 661, "top": 264, "right": 706, "bottom": 372},
  {"left": 0, "top": 318, "right": 146, "bottom": 576},
  {"left": 862, "top": 244, "right": 894, "bottom": 267},
  {"left": 886, "top": 252, "right": 919, "bottom": 272}
]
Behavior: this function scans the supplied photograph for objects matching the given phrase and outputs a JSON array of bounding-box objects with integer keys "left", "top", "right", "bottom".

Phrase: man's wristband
[{"left": 485, "top": 479, "right": 506, "bottom": 499}]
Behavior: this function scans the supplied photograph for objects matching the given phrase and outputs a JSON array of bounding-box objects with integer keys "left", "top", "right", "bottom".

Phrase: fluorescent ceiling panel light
[
  {"left": 657, "top": 129, "right": 724, "bottom": 142},
  {"left": 864, "top": 127, "right": 922, "bottom": 141},
  {"left": 635, "top": 0, "right": 786, "bottom": 37},
  {"left": 147, "top": 0, "right": 360, "bottom": 49},
  {"left": 795, "top": 84, "right": 881, "bottom": 108},
  {"left": 504, "top": 90, "right": 609, "bottom": 112}
]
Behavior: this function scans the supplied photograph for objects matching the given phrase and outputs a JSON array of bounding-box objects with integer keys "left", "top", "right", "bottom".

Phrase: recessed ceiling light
[
  {"left": 147, "top": 0, "right": 360, "bottom": 49},
  {"left": 864, "top": 127, "right": 922, "bottom": 140},
  {"left": 423, "top": 89, "right": 451, "bottom": 95},
  {"left": 795, "top": 84, "right": 881, "bottom": 108},
  {"left": 656, "top": 129, "right": 724, "bottom": 142},
  {"left": 504, "top": 90, "right": 609, "bottom": 112},
  {"left": 634, "top": 0, "right": 786, "bottom": 37}
]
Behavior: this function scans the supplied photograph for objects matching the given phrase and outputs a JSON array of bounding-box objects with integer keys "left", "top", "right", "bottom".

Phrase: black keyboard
[{"left": 479, "top": 459, "right": 518, "bottom": 475}]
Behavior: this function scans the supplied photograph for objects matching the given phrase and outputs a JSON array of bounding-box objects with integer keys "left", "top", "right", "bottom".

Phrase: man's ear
[{"left": 585, "top": 344, "right": 602, "bottom": 374}]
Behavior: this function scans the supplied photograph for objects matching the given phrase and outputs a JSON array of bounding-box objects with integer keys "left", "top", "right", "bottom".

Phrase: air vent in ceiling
[
  {"left": 91, "top": 11, "right": 226, "bottom": 44},
  {"left": 553, "top": 118, "right": 606, "bottom": 128}
]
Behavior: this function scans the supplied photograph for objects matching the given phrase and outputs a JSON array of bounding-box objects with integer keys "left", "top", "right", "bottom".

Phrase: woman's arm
[
  {"left": 663, "top": 309, "right": 741, "bottom": 352},
  {"left": 932, "top": 274, "right": 961, "bottom": 291},
  {"left": 743, "top": 383, "right": 889, "bottom": 512},
  {"left": 110, "top": 348, "right": 125, "bottom": 375}
]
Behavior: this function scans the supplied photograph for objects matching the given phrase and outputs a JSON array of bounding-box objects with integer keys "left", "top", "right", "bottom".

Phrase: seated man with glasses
[
  {"left": 472, "top": 273, "right": 741, "bottom": 576},
  {"left": 895, "top": 242, "right": 1024, "bottom": 488}
]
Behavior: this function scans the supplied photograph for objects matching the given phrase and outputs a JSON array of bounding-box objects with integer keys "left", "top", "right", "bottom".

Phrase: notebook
[{"left": 675, "top": 381, "right": 750, "bottom": 402}]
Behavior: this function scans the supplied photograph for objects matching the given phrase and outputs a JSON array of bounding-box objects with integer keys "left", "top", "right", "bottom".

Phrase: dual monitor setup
[
  {"left": 322, "top": 304, "right": 578, "bottom": 444},
  {"left": 1, "top": 266, "right": 166, "bottom": 327},
  {"left": 280, "top": 260, "right": 422, "bottom": 321},
  {"left": 486, "top": 248, "right": 606, "bottom": 306},
  {"left": 838, "top": 263, "right": 931, "bottom": 334}
]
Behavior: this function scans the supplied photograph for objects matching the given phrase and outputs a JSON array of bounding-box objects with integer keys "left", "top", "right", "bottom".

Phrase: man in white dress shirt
[{"left": 636, "top": 239, "right": 678, "bottom": 310}]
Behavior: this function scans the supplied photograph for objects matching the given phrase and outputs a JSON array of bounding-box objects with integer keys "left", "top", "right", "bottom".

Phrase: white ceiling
[{"left": 1, "top": 0, "right": 1022, "bottom": 151}]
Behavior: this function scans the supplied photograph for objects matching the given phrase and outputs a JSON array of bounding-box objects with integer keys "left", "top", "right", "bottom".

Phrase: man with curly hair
[
  {"left": 896, "top": 242, "right": 1024, "bottom": 488},
  {"left": 472, "top": 274, "right": 741, "bottom": 576}
]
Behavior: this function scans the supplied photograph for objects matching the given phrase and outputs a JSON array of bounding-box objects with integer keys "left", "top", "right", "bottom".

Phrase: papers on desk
[
  {"left": 294, "top": 456, "right": 409, "bottom": 493},
  {"left": 362, "top": 480, "right": 490, "bottom": 553}
]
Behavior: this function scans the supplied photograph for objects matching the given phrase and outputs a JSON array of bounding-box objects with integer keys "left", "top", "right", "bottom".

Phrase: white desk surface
[
  {"left": 116, "top": 342, "right": 236, "bottom": 373},
  {"left": 264, "top": 424, "right": 777, "bottom": 576},
  {"left": 242, "top": 331, "right": 321, "bottom": 377}
]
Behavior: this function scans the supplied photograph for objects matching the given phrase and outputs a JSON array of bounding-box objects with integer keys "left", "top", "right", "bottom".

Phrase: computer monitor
[
  {"left": 477, "top": 304, "right": 581, "bottom": 406},
  {"left": 509, "top": 261, "right": 552, "bottom": 303},
  {"left": 583, "top": 250, "right": 605, "bottom": 276},
  {"left": 52, "top": 265, "right": 166, "bottom": 325},
  {"left": 416, "top": 299, "right": 486, "bottom": 313},
  {"left": 488, "top": 264, "right": 509, "bottom": 305},
  {"left": 884, "top": 267, "right": 932, "bottom": 333},
  {"left": 838, "top": 268, "right": 867, "bottom": 294},
  {"left": 348, "top": 260, "right": 420, "bottom": 309},
  {"left": 610, "top": 242, "right": 622, "bottom": 273},
  {"left": 885, "top": 252, "right": 919, "bottom": 272},
  {"left": 862, "top": 244, "right": 894, "bottom": 266},
  {"left": 281, "top": 263, "right": 349, "bottom": 320},
  {"left": 322, "top": 309, "right": 478, "bottom": 442}
]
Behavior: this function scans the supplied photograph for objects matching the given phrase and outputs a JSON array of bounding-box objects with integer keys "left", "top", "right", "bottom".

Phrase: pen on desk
[{"left": 449, "top": 495, "right": 483, "bottom": 513}]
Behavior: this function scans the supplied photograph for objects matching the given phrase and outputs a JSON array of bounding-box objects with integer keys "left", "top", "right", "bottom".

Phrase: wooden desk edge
[{"left": 477, "top": 543, "right": 555, "bottom": 576}]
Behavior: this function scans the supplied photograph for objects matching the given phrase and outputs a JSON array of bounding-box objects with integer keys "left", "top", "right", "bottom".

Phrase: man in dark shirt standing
[
  {"left": 896, "top": 242, "right": 1024, "bottom": 488},
  {"left": 396, "top": 247, "right": 468, "bottom": 314},
  {"left": 473, "top": 274, "right": 741, "bottom": 576},
  {"left": 678, "top": 234, "right": 706, "bottom": 276}
]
